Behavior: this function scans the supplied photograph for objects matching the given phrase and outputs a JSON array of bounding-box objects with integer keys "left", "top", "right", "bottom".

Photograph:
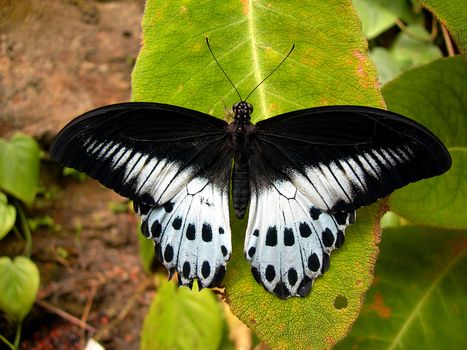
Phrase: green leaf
[
  {"left": 382, "top": 56, "right": 466, "bottom": 229},
  {"left": 0, "top": 192, "right": 16, "bottom": 240},
  {"left": 0, "top": 256, "right": 40, "bottom": 321},
  {"left": 369, "top": 25, "right": 442, "bottom": 85},
  {"left": 226, "top": 204, "right": 383, "bottom": 349},
  {"left": 421, "top": 0, "right": 467, "bottom": 53},
  {"left": 389, "top": 25, "right": 442, "bottom": 67},
  {"left": 141, "top": 279, "right": 223, "bottom": 350},
  {"left": 134, "top": 1, "right": 385, "bottom": 348},
  {"left": 369, "top": 47, "right": 405, "bottom": 84},
  {"left": 352, "top": 0, "right": 398, "bottom": 39},
  {"left": 137, "top": 224, "right": 155, "bottom": 274},
  {"left": 335, "top": 226, "right": 467, "bottom": 350},
  {"left": 0, "top": 133, "right": 40, "bottom": 205}
]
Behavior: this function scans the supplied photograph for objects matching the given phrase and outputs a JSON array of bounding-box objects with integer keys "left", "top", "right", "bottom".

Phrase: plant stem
[
  {"left": 13, "top": 323, "right": 21, "bottom": 349},
  {"left": 13, "top": 200, "right": 32, "bottom": 257},
  {"left": 0, "top": 333, "right": 15, "bottom": 350}
]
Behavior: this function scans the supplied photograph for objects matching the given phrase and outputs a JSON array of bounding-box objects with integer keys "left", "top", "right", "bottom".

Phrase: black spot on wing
[
  {"left": 297, "top": 276, "right": 312, "bottom": 297},
  {"left": 221, "top": 245, "right": 228, "bottom": 257},
  {"left": 172, "top": 217, "right": 182, "bottom": 230},
  {"left": 186, "top": 224, "right": 196, "bottom": 240},
  {"left": 248, "top": 247, "right": 256, "bottom": 258},
  {"left": 164, "top": 245, "right": 174, "bottom": 263},
  {"left": 151, "top": 220, "right": 162, "bottom": 238},
  {"left": 308, "top": 253, "right": 320, "bottom": 272},
  {"left": 265, "top": 265, "right": 276, "bottom": 282},
  {"left": 266, "top": 226, "right": 278, "bottom": 246},
  {"left": 163, "top": 202, "right": 174, "bottom": 213},
  {"left": 202, "top": 223, "right": 213, "bottom": 242},
  {"left": 141, "top": 220, "right": 150, "bottom": 237},
  {"left": 299, "top": 222, "right": 312, "bottom": 238},
  {"left": 201, "top": 261, "right": 211, "bottom": 278},
  {"left": 322, "top": 228, "right": 335, "bottom": 247},
  {"left": 182, "top": 261, "right": 191, "bottom": 279},
  {"left": 310, "top": 207, "right": 321, "bottom": 220},
  {"left": 273, "top": 282, "right": 291, "bottom": 299},
  {"left": 284, "top": 228, "right": 295, "bottom": 246},
  {"left": 288, "top": 268, "right": 298, "bottom": 286},
  {"left": 335, "top": 230, "right": 345, "bottom": 248}
]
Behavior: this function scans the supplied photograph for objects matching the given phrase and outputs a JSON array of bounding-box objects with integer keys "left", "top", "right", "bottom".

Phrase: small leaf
[
  {"left": 0, "top": 192, "right": 16, "bottom": 240},
  {"left": 352, "top": 0, "right": 398, "bottom": 39},
  {"left": 0, "top": 133, "right": 40, "bottom": 205},
  {"left": 0, "top": 256, "right": 40, "bottom": 321},
  {"left": 421, "top": 0, "right": 467, "bottom": 52},
  {"left": 141, "top": 279, "right": 224, "bottom": 350},
  {"left": 137, "top": 224, "right": 155, "bottom": 274},
  {"left": 335, "top": 226, "right": 467, "bottom": 350},
  {"left": 369, "top": 47, "right": 406, "bottom": 84},
  {"left": 382, "top": 56, "right": 466, "bottom": 229},
  {"left": 389, "top": 25, "right": 442, "bottom": 67}
]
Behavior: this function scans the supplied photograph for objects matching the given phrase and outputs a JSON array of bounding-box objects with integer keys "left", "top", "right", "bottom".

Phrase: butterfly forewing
[
  {"left": 254, "top": 106, "right": 451, "bottom": 213},
  {"left": 50, "top": 103, "right": 230, "bottom": 207}
]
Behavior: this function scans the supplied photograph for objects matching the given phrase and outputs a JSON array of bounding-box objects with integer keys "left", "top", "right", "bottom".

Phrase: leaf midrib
[
  {"left": 247, "top": 0, "right": 267, "bottom": 115},
  {"left": 387, "top": 248, "right": 466, "bottom": 349}
]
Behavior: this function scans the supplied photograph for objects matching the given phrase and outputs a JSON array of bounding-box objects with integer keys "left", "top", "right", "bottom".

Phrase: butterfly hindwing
[
  {"left": 245, "top": 179, "right": 355, "bottom": 298},
  {"left": 137, "top": 175, "right": 231, "bottom": 288}
]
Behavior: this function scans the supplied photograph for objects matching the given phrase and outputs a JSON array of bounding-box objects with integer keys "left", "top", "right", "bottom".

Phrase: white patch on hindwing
[
  {"left": 245, "top": 180, "right": 354, "bottom": 298},
  {"left": 139, "top": 176, "right": 231, "bottom": 288}
]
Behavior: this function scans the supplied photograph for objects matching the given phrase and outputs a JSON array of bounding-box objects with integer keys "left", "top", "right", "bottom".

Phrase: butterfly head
[{"left": 233, "top": 101, "right": 253, "bottom": 126}]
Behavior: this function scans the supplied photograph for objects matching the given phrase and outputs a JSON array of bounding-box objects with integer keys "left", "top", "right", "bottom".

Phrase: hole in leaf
[{"left": 334, "top": 294, "right": 348, "bottom": 310}]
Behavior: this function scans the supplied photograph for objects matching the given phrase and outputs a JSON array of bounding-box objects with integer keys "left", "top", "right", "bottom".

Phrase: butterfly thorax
[{"left": 229, "top": 101, "right": 256, "bottom": 219}]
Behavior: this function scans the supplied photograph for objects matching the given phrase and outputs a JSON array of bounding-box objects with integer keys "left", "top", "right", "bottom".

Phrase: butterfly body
[{"left": 50, "top": 101, "right": 450, "bottom": 299}]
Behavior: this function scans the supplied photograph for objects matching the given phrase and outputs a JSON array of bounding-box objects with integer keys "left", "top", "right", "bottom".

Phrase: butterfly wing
[
  {"left": 245, "top": 106, "right": 450, "bottom": 298},
  {"left": 50, "top": 102, "right": 232, "bottom": 288}
]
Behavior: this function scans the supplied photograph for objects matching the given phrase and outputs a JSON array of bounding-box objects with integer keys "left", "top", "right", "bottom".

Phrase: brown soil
[{"left": 0, "top": 1, "right": 157, "bottom": 349}]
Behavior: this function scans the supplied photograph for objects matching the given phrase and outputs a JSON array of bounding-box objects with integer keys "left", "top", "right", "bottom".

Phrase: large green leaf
[
  {"left": 0, "top": 133, "right": 40, "bottom": 205},
  {"left": 382, "top": 56, "right": 466, "bottom": 229},
  {"left": 226, "top": 204, "right": 383, "bottom": 349},
  {"left": 336, "top": 226, "right": 467, "bottom": 349},
  {"left": 421, "top": 0, "right": 467, "bottom": 52},
  {"left": 0, "top": 256, "right": 40, "bottom": 321},
  {"left": 141, "top": 279, "right": 223, "bottom": 350},
  {"left": 133, "top": 1, "right": 384, "bottom": 348},
  {"left": 0, "top": 192, "right": 16, "bottom": 240}
]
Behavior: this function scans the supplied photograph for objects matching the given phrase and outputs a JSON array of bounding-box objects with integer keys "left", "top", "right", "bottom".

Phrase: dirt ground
[{"left": 0, "top": 1, "right": 158, "bottom": 348}]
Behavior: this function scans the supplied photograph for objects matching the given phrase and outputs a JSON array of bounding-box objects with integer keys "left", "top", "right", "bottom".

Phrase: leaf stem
[
  {"left": 441, "top": 23, "right": 455, "bottom": 56},
  {"left": 394, "top": 19, "right": 434, "bottom": 42},
  {"left": 12, "top": 200, "right": 32, "bottom": 257},
  {"left": 13, "top": 322, "right": 21, "bottom": 349},
  {"left": 0, "top": 333, "right": 15, "bottom": 350}
]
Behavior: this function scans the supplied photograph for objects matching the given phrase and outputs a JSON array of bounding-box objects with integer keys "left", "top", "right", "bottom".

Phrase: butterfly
[{"left": 49, "top": 42, "right": 451, "bottom": 299}]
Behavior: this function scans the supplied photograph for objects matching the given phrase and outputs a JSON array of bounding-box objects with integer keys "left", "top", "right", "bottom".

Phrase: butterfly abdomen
[{"left": 232, "top": 160, "right": 250, "bottom": 219}]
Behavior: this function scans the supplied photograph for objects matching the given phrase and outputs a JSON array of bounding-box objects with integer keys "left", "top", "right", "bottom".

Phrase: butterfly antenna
[
  {"left": 206, "top": 37, "right": 243, "bottom": 101},
  {"left": 245, "top": 44, "right": 295, "bottom": 101}
]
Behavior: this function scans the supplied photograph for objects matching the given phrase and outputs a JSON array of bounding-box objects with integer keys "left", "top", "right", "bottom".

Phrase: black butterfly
[
  {"left": 50, "top": 98, "right": 451, "bottom": 298},
  {"left": 50, "top": 39, "right": 450, "bottom": 299}
]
